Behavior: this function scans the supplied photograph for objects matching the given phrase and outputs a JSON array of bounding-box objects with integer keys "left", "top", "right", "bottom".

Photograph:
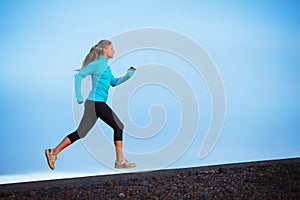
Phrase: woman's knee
[
  {"left": 67, "top": 131, "right": 80, "bottom": 143},
  {"left": 117, "top": 121, "right": 124, "bottom": 131}
]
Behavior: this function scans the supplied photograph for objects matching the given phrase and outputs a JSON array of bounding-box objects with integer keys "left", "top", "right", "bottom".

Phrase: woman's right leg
[
  {"left": 45, "top": 100, "right": 98, "bottom": 170},
  {"left": 54, "top": 100, "right": 98, "bottom": 154},
  {"left": 52, "top": 137, "right": 72, "bottom": 155}
]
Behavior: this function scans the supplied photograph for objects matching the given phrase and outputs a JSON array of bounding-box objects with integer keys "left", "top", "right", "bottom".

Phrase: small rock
[
  {"left": 106, "top": 180, "right": 113, "bottom": 186},
  {"left": 249, "top": 167, "right": 255, "bottom": 172},
  {"left": 258, "top": 162, "right": 265, "bottom": 167},
  {"left": 171, "top": 186, "right": 178, "bottom": 190},
  {"left": 219, "top": 168, "right": 228, "bottom": 174},
  {"left": 154, "top": 190, "right": 161, "bottom": 195},
  {"left": 26, "top": 190, "right": 37, "bottom": 197},
  {"left": 119, "top": 192, "right": 125, "bottom": 198}
]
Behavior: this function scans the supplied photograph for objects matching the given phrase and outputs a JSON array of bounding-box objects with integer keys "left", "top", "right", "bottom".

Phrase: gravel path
[{"left": 0, "top": 158, "right": 299, "bottom": 199}]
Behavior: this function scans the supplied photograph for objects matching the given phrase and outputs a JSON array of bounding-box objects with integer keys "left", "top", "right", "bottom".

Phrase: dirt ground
[{"left": 0, "top": 158, "right": 299, "bottom": 199}]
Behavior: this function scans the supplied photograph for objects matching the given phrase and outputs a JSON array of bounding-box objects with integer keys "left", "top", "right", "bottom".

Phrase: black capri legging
[{"left": 67, "top": 100, "right": 124, "bottom": 143}]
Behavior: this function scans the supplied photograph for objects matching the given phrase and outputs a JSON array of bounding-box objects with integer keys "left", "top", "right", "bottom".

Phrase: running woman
[{"left": 45, "top": 40, "right": 136, "bottom": 170}]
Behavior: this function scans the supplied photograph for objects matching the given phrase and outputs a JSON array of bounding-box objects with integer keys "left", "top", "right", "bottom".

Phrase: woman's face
[{"left": 103, "top": 44, "right": 115, "bottom": 58}]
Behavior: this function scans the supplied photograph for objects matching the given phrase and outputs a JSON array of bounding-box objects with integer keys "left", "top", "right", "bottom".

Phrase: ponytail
[{"left": 76, "top": 40, "right": 112, "bottom": 71}]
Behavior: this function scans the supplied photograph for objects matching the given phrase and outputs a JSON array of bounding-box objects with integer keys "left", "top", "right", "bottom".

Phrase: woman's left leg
[
  {"left": 95, "top": 102, "right": 136, "bottom": 168},
  {"left": 94, "top": 102, "right": 124, "bottom": 160}
]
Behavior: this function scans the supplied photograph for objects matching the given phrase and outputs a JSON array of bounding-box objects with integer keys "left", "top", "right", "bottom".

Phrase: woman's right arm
[{"left": 74, "top": 63, "right": 97, "bottom": 104}]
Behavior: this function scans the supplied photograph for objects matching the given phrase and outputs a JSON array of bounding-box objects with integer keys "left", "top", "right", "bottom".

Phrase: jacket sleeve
[
  {"left": 110, "top": 69, "right": 135, "bottom": 87},
  {"left": 74, "top": 63, "right": 97, "bottom": 103}
]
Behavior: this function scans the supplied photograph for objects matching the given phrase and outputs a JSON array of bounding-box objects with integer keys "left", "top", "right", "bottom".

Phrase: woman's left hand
[{"left": 128, "top": 66, "right": 136, "bottom": 72}]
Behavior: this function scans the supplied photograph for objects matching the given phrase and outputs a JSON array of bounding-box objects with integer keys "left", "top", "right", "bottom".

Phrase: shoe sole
[
  {"left": 45, "top": 149, "right": 55, "bottom": 170},
  {"left": 115, "top": 164, "right": 137, "bottom": 169}
]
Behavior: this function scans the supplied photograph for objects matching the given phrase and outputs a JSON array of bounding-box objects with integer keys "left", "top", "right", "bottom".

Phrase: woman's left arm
[{"left": 111, "top": 67, "right": 136, "bottom": 87}]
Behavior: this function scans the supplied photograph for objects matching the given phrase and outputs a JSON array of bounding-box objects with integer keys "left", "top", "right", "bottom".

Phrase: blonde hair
[{"left": 78, "top": 40, "right": 112, "bottom": 71}]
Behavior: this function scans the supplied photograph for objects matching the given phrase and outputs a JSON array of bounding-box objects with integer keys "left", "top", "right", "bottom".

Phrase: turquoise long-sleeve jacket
[{"left": 75, "top": 55, "right": 134, "bottom": 103}]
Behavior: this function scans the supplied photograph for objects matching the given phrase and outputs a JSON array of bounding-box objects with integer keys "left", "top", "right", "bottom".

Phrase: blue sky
[{"left": 0, "top": 0, "right": 299, "bottom": 183}]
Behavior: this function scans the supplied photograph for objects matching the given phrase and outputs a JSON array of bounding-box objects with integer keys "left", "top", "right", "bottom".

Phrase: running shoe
[
  {"left": 115, "top": 159, "right": 136, "bottom": 169},
  {"left": 45, "top": 149, "right": 57, "bottom": 170}
]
